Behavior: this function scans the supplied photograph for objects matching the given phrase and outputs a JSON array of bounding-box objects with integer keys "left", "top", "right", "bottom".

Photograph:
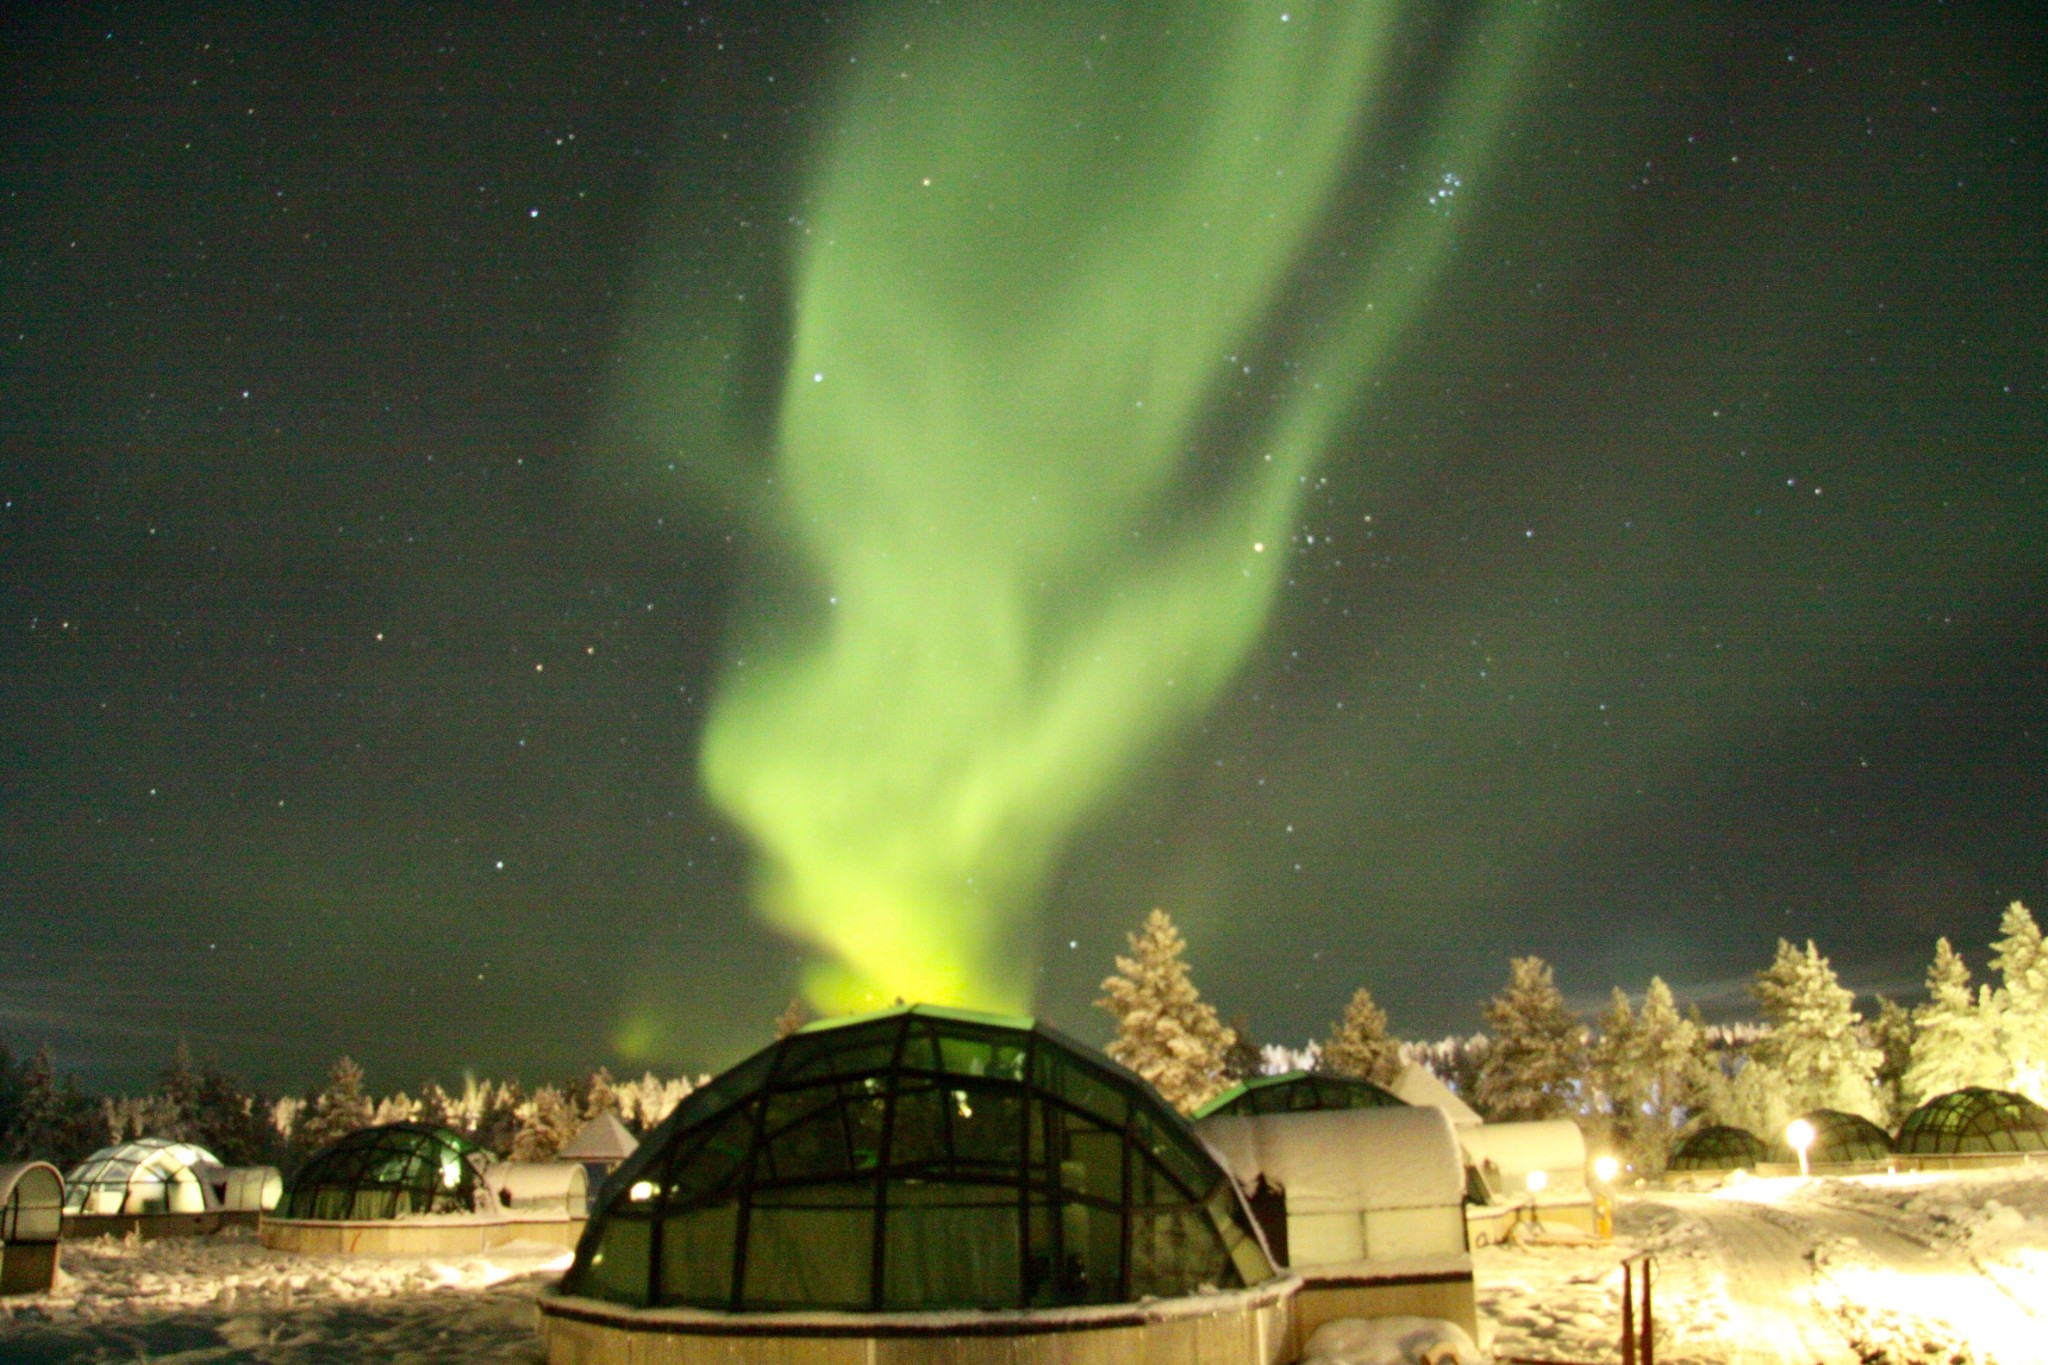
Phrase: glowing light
[
  {"left": 618, "top": 3, "right": 1554, "bottom": 1010},
  {"left": 1786, "top": 1117, "right": 1816, "bottom": 1178},
  {"left": 1525, "top": 1168, "right": 1549, "bottom": 1194},
  {"left": 628, "top": 1180, "right": 658, "bottom": 1203},
  {"left": 1592, "top": 1154, "right": 1620, "bottom": 1184}
]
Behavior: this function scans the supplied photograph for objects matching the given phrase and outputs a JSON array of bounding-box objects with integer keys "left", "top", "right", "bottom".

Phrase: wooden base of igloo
[
  {"left": 536, "top": 1275, "right": 1300, "bottom": 1365},
  {"left": 260, "top": 1214, "right": 585, "bottom": 1256}
]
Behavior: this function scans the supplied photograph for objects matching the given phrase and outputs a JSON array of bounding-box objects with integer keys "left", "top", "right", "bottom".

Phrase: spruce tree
[
  {"left": 297, "top": 1056, "right": 375, "bottom": 1153},
  {"left": 1592, "top": 978, "right": 1703, "bottom": 1173},
  {"left": 1869, "top": 996, "right": 1917, "bottom": 1126},
  {"left": 773, "top": 997, "right": 812, "bottom": 1040},
  {"left": 1097, "top": 908, "right": 1236, "bottom": 1114},
  {"left": 511, "top": 1085, "right": 577, "bottom": 1161},
  {"left": 7, "top": 1046, "right": 105, "bottom": 1165},
  {"left": 1473, "top": 957, "right": 1584, "bottom": 1122},
  {"left": 1221, "top": 1015, "right": 1263, "bottom": 1085},
  {"left": 1990, "top": 901, "right": 2048, "bottom": 1103},
  {"left": 1321, "top": 987, "right": 1403, "bottom": 1085},
  {"left": 1750, "top": 939, "right": 1880, "bottom": 1118},
  {"left": 1904, "top": 938, "right": 2005, "bottom": 1105}
]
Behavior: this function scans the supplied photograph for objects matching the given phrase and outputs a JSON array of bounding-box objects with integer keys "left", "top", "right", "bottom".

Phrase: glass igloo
[
  {"left": 278, "top": 1123, "right": 492, "bottom": 1221},
  {"left": 1896, "top": 1088, "right": 2048, "bottom": 1155},
  {"left": 1195, "top": 1071, "right": 1407, "bottom": 1120},
  {"left": 1774, "top": 1109, "right": 1893, "bottom": 1165},
  {"left": 63, "top": 1139, "right": 225, "bottom": 1216},
  {"left": 564, "top": 1005, "right": 1274, "bottom": 1312},
  {"left": 1667, "top": 1124, "right": 1768, "bottom": 1172}
]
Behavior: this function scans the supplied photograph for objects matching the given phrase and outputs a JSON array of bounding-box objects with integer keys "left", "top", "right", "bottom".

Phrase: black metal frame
[{"left": 566, "top": 1006, "right": 1272, "bottom": 1312}]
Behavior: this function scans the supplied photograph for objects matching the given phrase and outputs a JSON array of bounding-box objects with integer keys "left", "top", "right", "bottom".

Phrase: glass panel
[
  {"left": 742, "top": 1192, "right": 874, "bottom": 1308},
  {"left": 659, "top": 1202, "right": 738, "bottom": 1305},
  {"left": 663, "top": 1104, "right": 757, "bottom": 1203},
  {"left": 1133, "top": 1111, "right": 1213, "bottom": 1200},
  {"left": 948, "top": 1085, "right": 1025, "bottom": 1167},
  {"left": 760, "top": 1085, "right": 853, "bottom": 1181},
  {"left": 886, "top": 1084, "right": 947, "bottom": 1168},
  {"left": 1128, "top": 1209, "right": 1229, "bottom": 1298},
  {"left": 881, "top": 1185, "right": 1019, "bottom": 1308},
  {"left": 1060, "top": 1118, "right": 1125, "bottom": 1204},
  {"left": 577, "top": 1215, "right": 652, "bottom": 1305},
  {"left": 1034, "top": 1053, "right": 1128, "bottom": 1127}
]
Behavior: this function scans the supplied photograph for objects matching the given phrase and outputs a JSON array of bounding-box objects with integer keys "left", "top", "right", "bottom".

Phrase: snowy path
[{"left": 1650, "top": 1185, "right": 2048, "bottom": 1365}]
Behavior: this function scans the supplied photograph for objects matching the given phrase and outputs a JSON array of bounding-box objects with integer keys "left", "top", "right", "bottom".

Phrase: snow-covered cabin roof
[
  {"left": 559, "top": 1109, "right": 638, "bottom": 1163},
  {"left": 1388, "top": 1063, "right": 1483, "bottom": 1127},
  {"left": 1196, "top": 1104, "right": 1466, "bottom": 1212},
  {"left": 63, "top": 1139, "right": 225, "bottom": 1216},
  {"left": 1456, "top": 1119, "right": 1587, "bottom": 1195}
]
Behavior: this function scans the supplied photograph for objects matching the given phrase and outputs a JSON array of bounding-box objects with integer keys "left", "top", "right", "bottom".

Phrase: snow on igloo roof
[
  {"left": 63, "top": 1138, "right": 225, "bottom": 1215},
  {"left": 563, "top": 1004, "right": 1274, "bottom": 1314},
  {"left": 1195, "top": 1070, "right": 1408, "bottom": 1120},
  {"left": 1896, "top": 1088, "right": 2048, "bottom": 1155}
]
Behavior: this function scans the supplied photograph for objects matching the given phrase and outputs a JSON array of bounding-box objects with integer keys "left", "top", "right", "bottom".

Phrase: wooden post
[
  {"left": 1620, "top": 1259, "right": 1635, "bottom": 1365},
  {"left": 1642, "top": 1255, "right": 1654, "bottom": 1365}
]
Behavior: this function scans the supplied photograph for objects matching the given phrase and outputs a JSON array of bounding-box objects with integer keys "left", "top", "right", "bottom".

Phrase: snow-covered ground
[
  {"left": 6, "top": 1167, "right": 2045, "bottom": 1363},
  {"left": 0, "top": 1229, "right": 564, "bottom": 1363},
  {"left": 1479, "top": 1165, "right": 2048, "bottom": 1365}
]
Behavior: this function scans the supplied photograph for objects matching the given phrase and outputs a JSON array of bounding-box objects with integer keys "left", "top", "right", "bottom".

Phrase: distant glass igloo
[
  {"left": 1774, "top": 1109, "right": 1894, "bottom": 1165},
  {"left": 1667, "top": 1124, "right": 1769, "bottom": 1172},
  {"left": 63, "top": 1139, "right": 225, "bottom": 1216},
  {"left": 1895, "top": 1088, "right": 2048, "bottom": 1156},
  {"left": 561, "top": 1004, "right": 1274, "bottom": 1313},
  {"left": 1194, "top": 1071, "right": 1407, "bottom": 1120},
  {"left": 278, "top": 1122, "right": 492, "bottom": 1221}
]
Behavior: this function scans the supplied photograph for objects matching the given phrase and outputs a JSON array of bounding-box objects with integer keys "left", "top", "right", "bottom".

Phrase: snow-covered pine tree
[
  {"left": 1869, "top": 996, "right": 1916, "bottom": 1127},
  {"left": 1990, "top": 900, "right": 2048, "bottom": 1103},
  {"left": 1222, "top": 1015, "right": 1263, "bottom": 1084},
  {"left": 415, "top": 1082, "right": 453, "bottom": 1129},
  {"left": 774, "top": 997, "right": 812, "bottom": 1040},
  {"left": 511, "top": 1085, "right": 577, "bottom": 1161},
  {"left": 1097, "top": 908, "right": 1236, "bottom": 1115},
  {"left": 6, "top": 1046, "right": 106, "bottom": 1165},
  {"left": 1473, "top": 957, "right": 1585, "bottom": 1122},
  {"left": 1722, "top": 1054, "right": 1791, "bottom": 1140},
  {"left": 192, "top": 1057, "right": 274, "bottom": 1166},
  {"left": 297, "top": 1056, "right": 375, "bottom": 1153},
  {"left": 1750, "top": 939, "right": 1881, "bottom": 1118},
  {"left": 1904, "top": 938, "right": 2006, "bottom": 1106},
  {"left": 1592, "top": 977, "right": 1702, "bottom": 1174},
  {"left": 154, "top": 1039, "right": 204, "bottom": 1142},
  {"left": 1321, "top": 987, "right": 1402, "bottom": 1086}
]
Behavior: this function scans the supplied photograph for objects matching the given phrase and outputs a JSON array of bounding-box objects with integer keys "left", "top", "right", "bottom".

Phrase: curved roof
[
  {"left": 1668, "top": 1124, "right": 1769, "bottom": 1171},
  {"left": 1194, "top": 1070, "right": 1407, "bottom": 1120},
  {"left": 0, "top": 1162, "right": 64, "bottom": 1242},
  {"left": 1896, "top": 1088, "right": 2048, "bottom": 1155},
  {"left": 1775, "top": 1109, "right": 1893, "bottom": 1165},
  {"left": 563, "top": 1004, "right": 1274, "bottom": 1313},
  {"left": 279, "top": 1123, "right": 492, "bottom": 1221},
  {"left": 63, "top": 1139, "right": 224, "bottom": 1216}
]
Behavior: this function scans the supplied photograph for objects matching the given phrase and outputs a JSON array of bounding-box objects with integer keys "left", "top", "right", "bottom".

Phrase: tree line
[
  {"left": 1096, "top": 901, "right": 2048, "bottom": 1176},
  {"left": 0, "top": 1040, "right": 704, "bottom": 1173}
]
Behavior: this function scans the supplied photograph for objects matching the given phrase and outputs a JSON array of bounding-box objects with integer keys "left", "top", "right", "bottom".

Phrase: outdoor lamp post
[{"left": 1785, "top": 1117, "right": 1816, "bottom": 1178}]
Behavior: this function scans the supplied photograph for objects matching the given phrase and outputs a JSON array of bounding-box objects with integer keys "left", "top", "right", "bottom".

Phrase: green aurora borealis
[
  {"left": 682, "top": 2, "right": 1549, "bottom": 1012},
  {"left": 1, "top": 0, "right": 2043, "bottom": 1091}
]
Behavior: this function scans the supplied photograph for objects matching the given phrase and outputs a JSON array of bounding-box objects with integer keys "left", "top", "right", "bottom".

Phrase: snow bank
[{"left": 1302, "top": 1314, "right": 1484, "bottom": 1365}]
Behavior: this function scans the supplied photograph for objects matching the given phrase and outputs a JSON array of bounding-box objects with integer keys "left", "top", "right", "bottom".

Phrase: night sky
[{"left": 4, "top": 1, "right": 2043, "bottom": 1096}]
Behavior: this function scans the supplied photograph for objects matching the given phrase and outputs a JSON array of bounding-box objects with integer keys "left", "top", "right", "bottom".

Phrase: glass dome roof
[
  {"left": 1772, "top": 1109, "right": 1893, "bottom": 1165},
  {"left": 63, "top": 1138, "right": 224, "bottom": 1216},
  {"left": 1667, "top": 1124, "right": 1768, "bottom": 1172},
  {"left": 1896, "top": 1088, "right": 2048, "bottom": 1155},
  {"left": 1194, "top": 1070, "right": 1407, "bottom": 1120},
  {"left": 278, "top": 1123, "right": 492, "bottom": 1221},
  {"left": 564, "top": 1005, "right": 1274, "bottom": 1313}
]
